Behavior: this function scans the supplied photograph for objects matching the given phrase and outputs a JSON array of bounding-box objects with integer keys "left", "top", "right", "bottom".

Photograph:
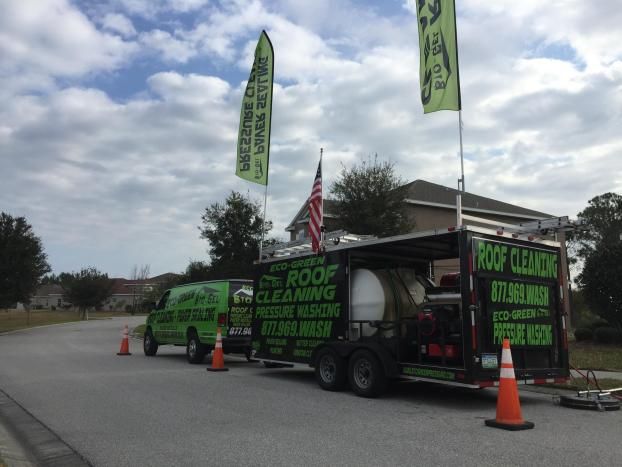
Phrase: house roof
[
  {"left": 401, "top": 180, "right": 552, "bottom": 219},
  {"left": 149, "top": 272, "right": 180, "bottom": 283},
  {"left": 285, "top": 179, "right": 552, "bottom": 231},
  {"left": 33, "top": 284, "right": 64, "bottom": 297},
  {"left": 285, "top": 199, "right": 337, "bottom": 231}
]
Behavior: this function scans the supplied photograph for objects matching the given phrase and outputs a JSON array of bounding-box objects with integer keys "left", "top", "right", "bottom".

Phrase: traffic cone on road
[
  {"left": 207, "top": 327, "right": 229, "bottom": 372},
  {"left": 117, "top": 324, "right": 131, "bottom": 356},
  {"left": 485, "top": 338, "right": 534, "bottom": 430}
]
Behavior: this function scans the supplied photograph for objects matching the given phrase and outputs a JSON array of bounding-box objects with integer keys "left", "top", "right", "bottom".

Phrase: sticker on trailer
[{"left": 481, "top": 353, "right": 498, "bottom": 369}]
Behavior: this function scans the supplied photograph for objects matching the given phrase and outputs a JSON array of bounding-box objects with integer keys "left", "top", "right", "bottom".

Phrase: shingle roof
[
  {"left": 34, "top": 284, "right": 64, "bottom": 296},
  {"left": 285, "top": 178, "right": 552, "bottom": 231},
  {"left": 402, "top": 180, "right": 552, "bottom": 218}
]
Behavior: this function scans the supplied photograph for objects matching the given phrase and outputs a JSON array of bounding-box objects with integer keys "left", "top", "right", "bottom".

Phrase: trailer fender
[{"left": 311, "top": 342, "right": 399, "bottom": 378}]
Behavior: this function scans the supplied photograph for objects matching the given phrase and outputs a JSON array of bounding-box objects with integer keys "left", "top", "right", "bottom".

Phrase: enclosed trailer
[{"left": 251, "top": 226, "right": 570, "bottom": 396}]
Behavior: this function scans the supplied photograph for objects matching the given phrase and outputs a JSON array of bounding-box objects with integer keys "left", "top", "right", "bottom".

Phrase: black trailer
[{"left": 251, "top": 226, "right": 570, "bottom": 397}]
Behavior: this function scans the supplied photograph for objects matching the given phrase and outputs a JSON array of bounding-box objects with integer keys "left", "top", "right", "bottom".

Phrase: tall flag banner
[
  {"left": 236, "top": 31, "right": 274, "bottom": 185},
  {"left": 308, "top": 157, "right": 323, "bottom": 253},
  {"left": 416, "top": 0, "right": 461, "bottom": 113}
]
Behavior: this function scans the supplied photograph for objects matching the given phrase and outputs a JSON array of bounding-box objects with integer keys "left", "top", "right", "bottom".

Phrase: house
[
  {"left": 283, "top": 179, "right": 569, "bottom": 296},
  {"left": 31, "top": 284, "right": 69, "bottom": 310},
  {"left": 104, "top": 273, "right": 180, "bottom": 311},
  {"left": 31, "top": 273, "right": 179, "bottom": 311},
  {"left": 285, "top": 179, "right": 552, "bottom": 241}
]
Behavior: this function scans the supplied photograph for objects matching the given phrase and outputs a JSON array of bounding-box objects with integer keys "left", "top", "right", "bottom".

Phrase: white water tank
[{"left": 350, "top": 268, "right": 426, "bottom": 338}]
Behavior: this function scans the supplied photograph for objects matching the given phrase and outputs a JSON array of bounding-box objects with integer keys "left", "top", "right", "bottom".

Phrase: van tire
[
  {"left": 186, "top": 332, "right": 206, "bottom": 364},
  {"left": 143, "top": 329, "right": 158, "bottom": 356},
  {"left": 348, "top": 349, "right": 387, "bottom": 398},
  {"left": 315, "top": 347, "right": 347, "bottom": 391}
]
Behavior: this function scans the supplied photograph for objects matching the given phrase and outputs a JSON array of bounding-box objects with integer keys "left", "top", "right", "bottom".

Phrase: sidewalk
[{"left": 570, "top": 369, "right": 622, "bottom": 382}]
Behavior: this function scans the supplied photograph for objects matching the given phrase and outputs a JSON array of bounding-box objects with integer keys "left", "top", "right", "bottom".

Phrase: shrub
[
  {"left": 593, "top": 327, "right": 622, "bottom": 345},
  {"left": 574, "top": 327, "right": 593, "bottom": 342}
]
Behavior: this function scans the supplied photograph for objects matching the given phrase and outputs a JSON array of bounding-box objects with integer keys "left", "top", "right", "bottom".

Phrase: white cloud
[
  {"left": 0, "top": 0, "right": 137, "bottom": 80},
  {"left": 1, "top": 0, "right": 621, "bottom": 277},
  {"left": 102, "top": 13, "right": 137, "bottom": 38},
  {"left": 139, "top": 30, "right": 197, "bottom": 63},
  {"left": 114, "top": 0, "right": 210, "bottom": 18}
]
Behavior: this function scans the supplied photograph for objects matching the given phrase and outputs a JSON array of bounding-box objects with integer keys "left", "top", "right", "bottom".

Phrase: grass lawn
[
  {"left": 568, "top": 341, "right": 622, "bottom": 371},
  {"left": 556, "top": 377, "right": 622, "bottom": 391},
  {"left": 0, "top": 309, "right": 145, "bottom": 333}
]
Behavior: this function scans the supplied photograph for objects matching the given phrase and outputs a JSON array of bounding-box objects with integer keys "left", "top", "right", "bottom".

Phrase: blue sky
[{"left": 1, "top": 0, "right": 621, "bottom": 277}]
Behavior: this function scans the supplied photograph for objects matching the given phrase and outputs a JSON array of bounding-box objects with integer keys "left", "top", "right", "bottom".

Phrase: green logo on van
[{"left": 260, "top": 274, "right": 283, "bottom": 289}]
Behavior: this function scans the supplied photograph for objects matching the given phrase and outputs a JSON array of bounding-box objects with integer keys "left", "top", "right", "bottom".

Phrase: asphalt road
[{"left": 0, "top": 317, "right": 620, "bottom": 466}]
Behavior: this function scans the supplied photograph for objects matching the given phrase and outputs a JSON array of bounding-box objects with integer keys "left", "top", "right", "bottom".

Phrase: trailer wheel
[
  {"left": 186, "top": 331, "right": 206, "bottom": 364},
  {"left": 143, "top": 329, "right": 158, "bottom": 356},
  {"left": 348, "top": 349, "right": 387, "bottom": 398},
  {"left": 315, "top": 347, "right": 347, "bottom": 391}
]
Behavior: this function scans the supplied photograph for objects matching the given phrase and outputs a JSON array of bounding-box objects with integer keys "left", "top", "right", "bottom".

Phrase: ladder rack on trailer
[
  {"left": 261, "top": 230, "right": 376, "bottom": 259},
  {"left": 262, "top": 216, "right": 583, "bottom": 261},
  {"left": 460, "top": 214, "right": 583, "bottom": 236}
]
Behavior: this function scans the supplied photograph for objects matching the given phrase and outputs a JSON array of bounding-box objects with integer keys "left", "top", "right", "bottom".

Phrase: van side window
[{"left": 156, "top": 291, "right": 170, "bottom": 310}]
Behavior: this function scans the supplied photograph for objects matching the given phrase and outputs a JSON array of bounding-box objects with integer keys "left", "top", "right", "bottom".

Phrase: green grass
[
  {"left": 0, "top": 309, "right": 143, "bottom": 333},
  {"left": 569, "top": 341, "right": 622, "bottom": 371},
  {"left": 550, "top": 378, "right": 622, "bottom": 392}
]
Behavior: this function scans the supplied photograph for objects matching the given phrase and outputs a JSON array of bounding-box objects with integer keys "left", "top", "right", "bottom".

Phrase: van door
[{"left": 227, "top": 281, "right": 253, "bottom": 339}]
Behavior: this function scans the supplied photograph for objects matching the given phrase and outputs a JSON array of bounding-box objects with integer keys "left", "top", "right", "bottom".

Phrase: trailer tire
[
  {"left": 186, "top": 331, "right": 206, "bottom": 364},
  {"left": 143, "top": 329, "right": 158, "bottom": 356},
  {"left": 315, "top": 347, "right": 347, "bottom": 391},
  {"left": 348, "top": 349, "right": 387, "bottom": 398}
]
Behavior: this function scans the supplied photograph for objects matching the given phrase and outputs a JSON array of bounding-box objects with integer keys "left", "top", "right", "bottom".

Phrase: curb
[{"left": 0, "top": 390, "right": 91, "bottom": 466}]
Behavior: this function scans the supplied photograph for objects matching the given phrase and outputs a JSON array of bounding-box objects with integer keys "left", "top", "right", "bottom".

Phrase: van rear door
[{"left": 227, "top": 281, "right": 253, "bottom": 338}]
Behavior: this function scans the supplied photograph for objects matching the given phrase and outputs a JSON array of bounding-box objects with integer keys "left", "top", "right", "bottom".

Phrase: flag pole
[
  {"left": 259, "top": 184, "right": 268, "bottom": 260},
  {"left": 319, "top": 147, "right": 324, "bottom": 251},
  {"left": 458, "top": 110, "right": 465, "bottom": 192}
]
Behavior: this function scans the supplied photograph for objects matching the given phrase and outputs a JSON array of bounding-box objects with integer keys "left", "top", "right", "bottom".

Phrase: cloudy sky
[{"left": 1, "top": 0, "right": 621, "bottom": 278}]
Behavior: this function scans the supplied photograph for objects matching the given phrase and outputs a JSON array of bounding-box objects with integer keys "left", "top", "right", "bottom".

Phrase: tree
[
  {"left": 580, "top": 243, "right": 622, "bottom": 329},
  {"left": 329, "top": 156, "right": 413, "bottom": 238},
  {"left": 573, "top": 192, "right": 622, "bottom": 260},
  {"left": 129, "top": 264, "right": 150, "bottom": 315},
  {"left": 574, "top": 192, "right": 622, "bottom": 328},
  {"left": 0, "top": 213, "right": 51, "bottom": 309},
  {"left": 178, "top": 260, "right": 214, "bottom": 285},
  {"left": 199, "top": 191, "right": 273, "bottom": 278},
  {"left": 61, "top": 268, "right": 113, "bottom": 319}
]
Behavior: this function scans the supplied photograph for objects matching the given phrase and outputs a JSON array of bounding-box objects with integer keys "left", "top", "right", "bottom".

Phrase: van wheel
[
  {"left": 143, "top": 329, "right": 158, "bottom": 356},
  {"left": 348, "top": 349, "right": 386, "bottom": 398},
  {"left": 186, "top": 332, "right": 206, "bottom": 364},
  {"left": 315, "top": 347, "right": 347, "bottom": 391}
]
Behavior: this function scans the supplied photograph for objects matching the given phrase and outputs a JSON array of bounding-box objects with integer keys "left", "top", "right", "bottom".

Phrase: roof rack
[
  {"left": 461, "top": 214, "right": 583, "bottom": 235},
  {"left": 261, "top": 230, "right": 376, "bottom": 259}
]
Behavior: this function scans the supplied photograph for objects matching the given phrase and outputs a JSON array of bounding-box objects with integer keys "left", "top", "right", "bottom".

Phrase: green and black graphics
[
  {"left": 473, "top": 238, "right": 560, "bottom": 349},
  {"left": 228, "top": 281, "right": 253, "bottom": 338},
  {"left": 252, "top": 252, "right": 348, "bottom": 363}
]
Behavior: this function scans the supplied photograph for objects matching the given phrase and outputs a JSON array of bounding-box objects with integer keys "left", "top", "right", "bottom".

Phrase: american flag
[{"left": 308, "top": 158, "right": 323, "bottom": 253}]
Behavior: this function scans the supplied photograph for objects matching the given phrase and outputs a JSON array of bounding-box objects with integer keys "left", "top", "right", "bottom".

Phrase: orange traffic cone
[
  {"left": 206, "top": 327, "right": 229, "bottom": 372},
  {"left": 117, "top": 324, "right": 131, "bottom": 356},
  {"left": 485, "top": 338, "right": 534, "bottom": 430}
]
